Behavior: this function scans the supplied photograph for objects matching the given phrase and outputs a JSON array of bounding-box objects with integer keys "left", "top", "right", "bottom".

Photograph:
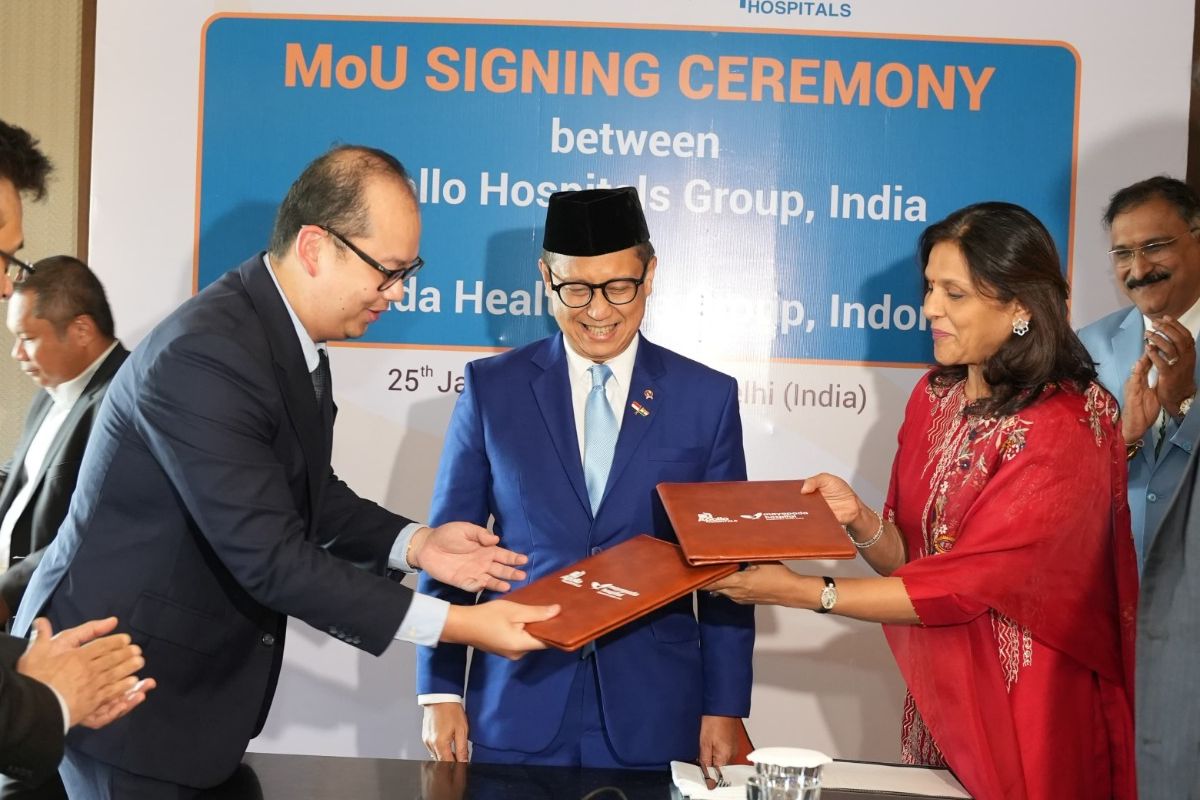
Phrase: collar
[
  {"left": 1141, "top": 295, "right": 1200, "bottom": 340},
  {"left": 46, "top": 340, "right": 120, "bottom": 409},
  {"left": 562, "top": 332, "right": 640, "bottom": 389},
  {"left": 263, "top": 253, "right": 326, "bottom": 372}
]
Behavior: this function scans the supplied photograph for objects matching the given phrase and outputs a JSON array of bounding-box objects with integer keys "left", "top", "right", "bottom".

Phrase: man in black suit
[
  {"left": 13, "top": 144, "right": 558, "bottom": 798},
  {"left": 2, "top": 617, "right": 152, "bottom": 786},
  {"left": 1, "top": 257, "right": 127, "bottom": 625}
]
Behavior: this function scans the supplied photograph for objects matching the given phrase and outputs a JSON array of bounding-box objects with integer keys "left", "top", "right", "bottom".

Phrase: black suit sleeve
[
  {"left": 133, "top": 333, "right": 414, "bottom": 655},
  {"left": 0, "top": 634, "right": 64, "bottom": 784}
]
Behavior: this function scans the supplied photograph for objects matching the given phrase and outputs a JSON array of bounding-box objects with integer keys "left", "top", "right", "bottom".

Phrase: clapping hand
[{"left": 17, "top": 617, "right": 157, "bottom": 729}]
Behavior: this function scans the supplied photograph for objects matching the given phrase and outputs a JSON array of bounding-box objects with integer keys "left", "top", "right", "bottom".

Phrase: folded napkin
[{"left": 669, "top": 762, "right": 756, "bottom": 799}]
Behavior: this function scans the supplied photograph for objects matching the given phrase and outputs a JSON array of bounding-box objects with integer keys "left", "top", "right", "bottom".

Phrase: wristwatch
[{"left": 815, "top": 576, "right": 838, "bottom": 614}]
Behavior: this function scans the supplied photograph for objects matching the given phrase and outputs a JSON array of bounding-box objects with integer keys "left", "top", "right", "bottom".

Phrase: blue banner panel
[{"left": 198, "top": 16, "right": 1077, "bottom": 364}]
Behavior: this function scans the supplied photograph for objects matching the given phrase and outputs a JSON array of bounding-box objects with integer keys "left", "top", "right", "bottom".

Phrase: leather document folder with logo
[
  {"left": 508, "top": 535, "right": 738, "bottom": 652},
  {"left": 658, "top": 479, "right": 857, "bottom": 565}
]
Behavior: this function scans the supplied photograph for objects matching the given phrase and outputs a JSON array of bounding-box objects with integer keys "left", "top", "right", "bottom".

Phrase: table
[{"left": 190, "top": 754, "right": 966, "bottom": 799}]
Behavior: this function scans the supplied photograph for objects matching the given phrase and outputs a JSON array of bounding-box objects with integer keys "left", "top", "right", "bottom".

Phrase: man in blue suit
[
  {"left": 1078, "top": 176, "right": 1200, "bottom": 567},
  {"left": 417, "top": 188, "right": 754, "bottom": 770},
  {"left": 11, "top": 145, "right": 557, "bottom": 798}
]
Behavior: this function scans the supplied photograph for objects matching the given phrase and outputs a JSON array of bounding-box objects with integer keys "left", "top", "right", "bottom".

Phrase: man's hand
[
  {"left": 409, "top": 522, "right": 528, "bottom": 592},
  {"left": 441, "top": 600, "right": 559, "bottom": 660},
  {"left": 423, "top": 702, "right": 470, "bottom": 762},
  {"left": 1123, "top": 352, "right": 1162, "bottom": 443},
  {"left": 16, "top": 617, "right": 156, "bottom": 729},
  {"left": 1146, "top": 316, "right": 1198, "bottom": 417},
  {"left": 698, "top": 715, "right": 742, "bottom": 768}
]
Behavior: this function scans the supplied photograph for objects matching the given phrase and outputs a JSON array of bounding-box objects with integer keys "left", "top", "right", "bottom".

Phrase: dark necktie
[
  {"left": 311, "top": 349, "right": 332, "bottom": 429},
  {"left": 311, "top": 350, "right": 330, "bottom": 405}
]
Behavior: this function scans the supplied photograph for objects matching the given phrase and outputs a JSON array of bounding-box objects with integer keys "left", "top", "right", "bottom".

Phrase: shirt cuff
[
  {"left": 389, "top": 522, "right": 427, "bottom": 573},
  {"left": 417, "top": 693, "right": 464, "bottom": 706},
  {"left": 48, "top": 684, "right": 70, "bottom": 732},
  {"left": 393, "top": 593, "right": 450, "bottom": 646}
]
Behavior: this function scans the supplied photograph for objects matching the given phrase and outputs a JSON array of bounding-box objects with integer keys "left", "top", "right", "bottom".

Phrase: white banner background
[{"left": 91, "top": 0, "right": 1191, "bottom": 761}]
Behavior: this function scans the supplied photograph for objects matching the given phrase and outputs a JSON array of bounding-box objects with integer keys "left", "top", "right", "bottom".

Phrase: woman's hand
[
  {"left": 801, "top": 473, "right": 869, "bottom": 528},
  {"left": 705, "top": 563, "right": 806, "bottom": 607}
]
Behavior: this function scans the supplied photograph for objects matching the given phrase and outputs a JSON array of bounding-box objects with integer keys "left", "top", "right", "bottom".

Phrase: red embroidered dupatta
[{"left": 883, "top": 375, "right": 1138, "bottom": 800}]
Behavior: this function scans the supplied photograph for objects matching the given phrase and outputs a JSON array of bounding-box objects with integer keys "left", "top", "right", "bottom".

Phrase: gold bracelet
[
  {"left": 846, "top": 508, "right": 885, "bottom": 549},
  {"left": 1126, "top": 439, "right": 1144, "bottom": 462}
]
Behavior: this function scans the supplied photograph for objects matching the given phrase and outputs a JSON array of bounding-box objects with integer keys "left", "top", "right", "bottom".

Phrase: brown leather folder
[
  {"left": 658, "top": 479, "right": 857, "bottom": 565},
  {"left": 509, "top": 535, "right": 737, "bottom": 652}
]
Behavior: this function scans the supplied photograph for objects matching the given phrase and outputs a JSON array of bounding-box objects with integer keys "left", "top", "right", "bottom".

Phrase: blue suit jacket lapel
[
  {"left": 530, "top": 335, "right": 592, "bottom": 515},
  {"left": 599, "top": 338, "right": 665, "bottom": 514},
  {"left": 1109, "top": 309, "right": 1153, "bottom": 469},
  {"left": 1110, "top": 308, "right": 1145, "bottom": 398}
]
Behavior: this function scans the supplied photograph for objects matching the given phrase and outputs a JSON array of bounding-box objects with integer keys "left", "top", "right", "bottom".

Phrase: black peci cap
[{"left": 542, "top": 187, "right": 651, "bottom": 257}]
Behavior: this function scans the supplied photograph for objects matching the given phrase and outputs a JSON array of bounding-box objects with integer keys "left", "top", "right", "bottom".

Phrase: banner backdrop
[{"left": 90, "top": 0, "right": 1191, "bottom": 762}]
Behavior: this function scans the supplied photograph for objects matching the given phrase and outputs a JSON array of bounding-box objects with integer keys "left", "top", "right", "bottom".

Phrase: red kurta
[{"left": 883, "top": 374, "right": 1138, "bottom": 800}]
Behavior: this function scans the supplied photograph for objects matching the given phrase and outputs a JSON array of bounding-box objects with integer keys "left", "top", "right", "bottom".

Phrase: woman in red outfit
[{"left": 708, "top": 202, "right": 1138, "bottom": 800}]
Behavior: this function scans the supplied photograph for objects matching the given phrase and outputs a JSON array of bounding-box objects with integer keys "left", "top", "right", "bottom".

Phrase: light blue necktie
[{"left": 584, "top": 364, "right": 617, "bottom": 513}]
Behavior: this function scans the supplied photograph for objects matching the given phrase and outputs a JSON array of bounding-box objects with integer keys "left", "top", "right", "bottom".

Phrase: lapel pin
[
  {"left": 643, "top": 389, "right": 654, "bottom": 401},
  {"left": 630, "top": 401, "right": 650, "bottom": 417}
]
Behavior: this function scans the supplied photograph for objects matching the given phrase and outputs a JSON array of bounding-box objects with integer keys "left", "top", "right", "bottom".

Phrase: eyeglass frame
[
  {"left": 315, "top": 225, "right": 424, "bottom": 291},
  {"left": 0, "top": 248, "right": 36, "bottom": 285},
  {"left": 1107, "top": 229, "right": 1199, "bottom": 267},
  {"left": 545, "top": 262, "right": 650, "bottom": 308}
]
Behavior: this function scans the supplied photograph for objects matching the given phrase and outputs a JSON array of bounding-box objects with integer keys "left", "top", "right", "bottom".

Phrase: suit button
[
  {"left": 1183, "top": 441, "right": 1193, "bottom": 452},
  {"left": 261, "top": 633, "right": 276, "bottom": 646},
  {"left": 1148, "top": 493, "right": 1158, "bottom": 502},
  {"left": 590, "top": 547, "right": 601, "bottom": 556}
]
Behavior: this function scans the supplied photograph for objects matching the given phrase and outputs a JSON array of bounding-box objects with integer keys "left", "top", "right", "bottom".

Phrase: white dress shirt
[
  {"left": 263, "top": 255, "right": 448, "bottom": 645},
  {"left": 0, "top": 341, "right": 120, "bottom": 571}
]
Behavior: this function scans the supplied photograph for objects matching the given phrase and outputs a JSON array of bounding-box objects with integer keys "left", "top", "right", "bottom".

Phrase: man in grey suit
[
  {"left": 1077, "top": 176, "right": 1200, "bottom": 567},
  {"left": 1078, "top": 176, "right": 1200, "bottom": 795},
  {"left": 1137, "top": 418, "right": 1200, "bottom": 796}
]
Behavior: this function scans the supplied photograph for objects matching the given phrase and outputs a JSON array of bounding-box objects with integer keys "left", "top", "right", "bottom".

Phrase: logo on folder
[
  {"left": 698, "top": 510, "right": 809, "bottom": 523},
  {"left": 558, "top": 570, "right": 640, "bottom": 600}
]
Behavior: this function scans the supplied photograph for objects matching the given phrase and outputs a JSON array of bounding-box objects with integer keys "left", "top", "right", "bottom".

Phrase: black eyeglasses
[
  {"left": 317, "top": 225, "right": 424, "bottom": 291},
  {"left": 0, "top": 248, "right": 36, "bottom": 285},
  {"left": 547, "top": 263, "right": 648, "bottom": 308}
]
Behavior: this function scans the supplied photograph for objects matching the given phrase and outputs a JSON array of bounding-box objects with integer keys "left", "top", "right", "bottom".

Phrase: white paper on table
[
  {"left": 822, "top": 761, "right": 971, "bottom": 798},
  {"left": 669, "top": 762, "right": 756, "bottom": 799}
]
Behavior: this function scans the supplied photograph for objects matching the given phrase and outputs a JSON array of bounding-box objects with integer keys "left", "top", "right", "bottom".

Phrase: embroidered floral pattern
[
  {"left": 901, "top": 692, "right": 947, "bottom": 767},
  {"left": 919, "top": 383, "right": 1037, "bottom": 688},
  {"left": 992, "top": 611, "right": 1034, "bottom": 691},
  {"left": 1082, "top": 383, "right": 1119, "bottom": 446}
]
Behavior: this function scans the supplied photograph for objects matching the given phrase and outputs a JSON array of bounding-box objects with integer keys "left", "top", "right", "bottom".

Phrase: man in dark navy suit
[
  {"left": 13, "top": 145, "right": 558, "bottom": 798},
  {"left": 0, "top": 119, "right": 151, "bottom": 800}
]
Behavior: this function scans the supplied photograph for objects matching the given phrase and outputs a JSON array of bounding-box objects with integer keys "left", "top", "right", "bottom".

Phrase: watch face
[{"left": 820, "top": 584, "right": 837, "bottom": 610}]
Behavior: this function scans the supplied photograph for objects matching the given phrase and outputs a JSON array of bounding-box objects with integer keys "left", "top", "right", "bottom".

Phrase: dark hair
[
  {"left": 268, "top": 145, "right": 414, "bottom": 258},
  {"left": 1103, "top": 175, "right": 1200, "bottom": 229},
  {"left": 922, "top": 202, "right": 1096, "bottom": 417},
  {"left": 15, "top": 255, "right": 116, "bottom": 339},
  {"left": 0, "top": 119, "right": 53, "bottom": 199}
]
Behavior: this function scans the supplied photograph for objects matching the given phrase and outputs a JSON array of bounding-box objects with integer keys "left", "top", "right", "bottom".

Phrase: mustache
[{"left": 1126, "top": 271, "right": 1170, "bottom": 290}]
